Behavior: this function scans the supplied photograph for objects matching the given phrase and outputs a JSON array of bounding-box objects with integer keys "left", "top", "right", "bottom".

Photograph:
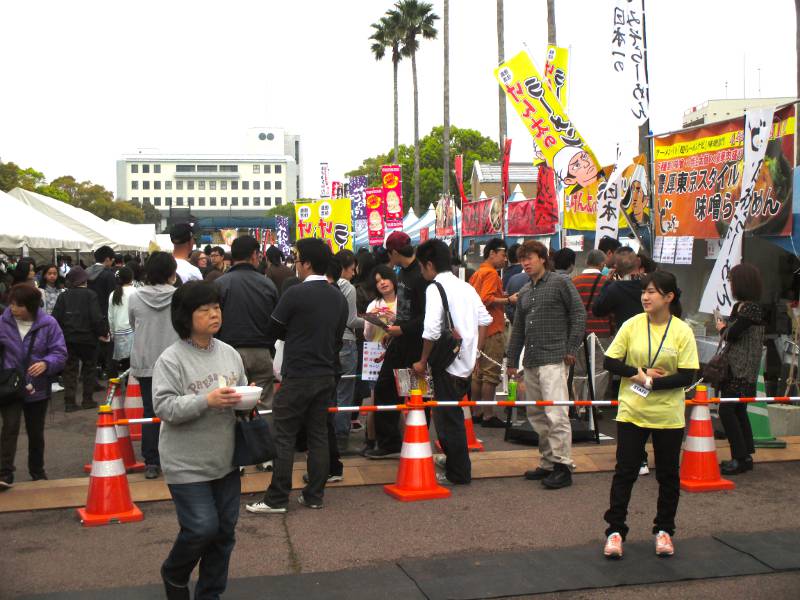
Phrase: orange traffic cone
[
  {"left": 436, "top": 399, "right": 484, "bottom": 452},
  {"left": 124, "top": 375, "right": 144, "bottom": 441},
  {"left": 77, "top": 405, "right": 144, "bottom": 527},
  {"left": 84, "top": 381, "right": 144, "bottom": 473},
  {"left": 385, "top": 390, "right": 451, "bottom": 502},
  {"left": 680, "top": 385, "right": 735, "bottom": 493}
]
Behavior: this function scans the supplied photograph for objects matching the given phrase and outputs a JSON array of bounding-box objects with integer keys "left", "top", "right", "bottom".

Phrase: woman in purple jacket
[{"left": 0, "top": 284, "right": 67, "bottom": 490}]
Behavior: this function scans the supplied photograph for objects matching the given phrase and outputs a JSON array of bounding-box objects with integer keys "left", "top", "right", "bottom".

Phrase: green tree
[
  {"left": 370, "top": 11, "right": 405, "bottom": 164},
  {"left": 265, "top": 202, "right": 298, "bottom": 219},
  {"left": 394, "top": 0, "right": 439, "bottom": 213},
  {"left": 0, "top": 161, "right": 45, "bottom": 192}
]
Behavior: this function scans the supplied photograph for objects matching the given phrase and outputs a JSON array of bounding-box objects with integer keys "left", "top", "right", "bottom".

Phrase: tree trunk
[
  {"left": 547, "top": 0, "right": 556, "bottom": 45},
  {"left": 393, "top": 59, "right": 400, "bottom": 165},
  {"left": 497, "top": 0, "right": 506, "bottom": 152},
  {"left": 443, "top": 0, "right": 451, "bottom": 196},
  {"left": 412, "top": 51, "right": 421, "bottom": 213}
]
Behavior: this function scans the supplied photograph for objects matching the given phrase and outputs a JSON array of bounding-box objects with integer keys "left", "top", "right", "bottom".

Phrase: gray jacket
[
  {"left": 128, "top": 284, "right": 179, "bottom": 377},
  {"left": 338, "top": 278, "right": 364, "bottom": 342}
]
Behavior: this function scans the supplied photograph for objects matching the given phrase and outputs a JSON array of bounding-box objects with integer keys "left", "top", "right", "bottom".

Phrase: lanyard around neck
[{"left": 647, "top": 315, "right": 672, "bottom": 368}]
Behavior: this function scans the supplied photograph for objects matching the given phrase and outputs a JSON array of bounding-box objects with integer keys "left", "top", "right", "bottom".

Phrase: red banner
[
  {"left": 461, "top": 198, "right": 503, "bottom": 237},
  {"left": 366, "top": 187, "right": 385, "bottom": 246},
  {"left": 501, "top": 139, "right": 512, "bottom": 201},
  {"left": 505, "top": 165, "right": 558, "bottom": 236},
  {"left": 454, "top": 154, "right": 468, "bottom": 205},
  {"left": 381, "top": 164, "right": 403, "bottom": 230},
  {"left": 419, "top": 227, "right": 429, "bottom": 242}
]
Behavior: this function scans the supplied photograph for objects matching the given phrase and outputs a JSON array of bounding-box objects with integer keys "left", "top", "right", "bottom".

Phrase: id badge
[{"left": 629, "top": 383, "right": 650, "bottom": 398}]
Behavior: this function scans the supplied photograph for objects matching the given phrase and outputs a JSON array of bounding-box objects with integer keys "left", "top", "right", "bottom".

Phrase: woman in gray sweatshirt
[{"left": 153, "top": 281, "right": 247, "bottom": 599}]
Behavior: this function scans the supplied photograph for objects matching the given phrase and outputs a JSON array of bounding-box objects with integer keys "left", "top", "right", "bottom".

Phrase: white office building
[{"left": 116, "top": 128, "right": 301, "bottom": 228}]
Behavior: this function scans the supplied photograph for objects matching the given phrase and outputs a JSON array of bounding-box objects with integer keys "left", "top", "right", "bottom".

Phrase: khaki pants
[
  {"left": 524, "top": 363, "right": 572, "bottom": 469},
  {"left": 236, "top": 347, "right": 275, "bottom": 409}
]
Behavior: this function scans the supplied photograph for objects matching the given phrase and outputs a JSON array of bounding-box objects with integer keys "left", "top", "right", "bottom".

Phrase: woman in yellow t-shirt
[{"left": 601, "top": 271, "right": 698, "bottom": 560}]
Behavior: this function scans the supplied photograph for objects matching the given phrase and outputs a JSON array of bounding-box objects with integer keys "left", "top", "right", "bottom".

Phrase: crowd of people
[{"left": 0, "top": 227, "right": 769, "bottom": 595}]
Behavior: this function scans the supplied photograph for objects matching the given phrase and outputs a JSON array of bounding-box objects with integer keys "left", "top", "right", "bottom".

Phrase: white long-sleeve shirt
[{"left": 423, "top": 271, "right": 493, "bottom": 378}]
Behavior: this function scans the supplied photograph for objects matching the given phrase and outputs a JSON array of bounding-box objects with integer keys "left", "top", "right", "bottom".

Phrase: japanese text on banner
[
  {"left": 275, "top": 216, "right": 291, "bottom": 257},
  {"left": 699, "top": 107, "right": 776, "bottom": 316},
  {"left": 350, "top": 176, "right": 368, "bottom": 239},
  {"left": 381, "top": 165, "right": 403, "bottom": 230},
  {"left": 295, "top": 198, "right": 353, "bottom": 251},
  {"left": 365, "top": 187, "right": 385, "bottom": 246},
  {"left": 611, "top": 0, "right": 649, "bottom": 123},
  {"left": 543, "top": 45, "right": 569, "bottom": 107},
  {"left": 320, "top": 163, "right": 330, "bottom": 198}
]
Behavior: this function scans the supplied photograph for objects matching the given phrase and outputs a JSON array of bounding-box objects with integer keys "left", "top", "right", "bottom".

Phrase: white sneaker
[
  {"left": 603, "top": 532, "right": 623, "bottom": 559},
  {"left": 245, "top": 501, "right": 287, "bottom": 514},
  {"left": 655, "top": 531, "right": 674, "bottom": 557},
  {"left": 433, "top": 455, "right": 446, "bottom": 469},
  {"left": 256, "top": 460, "right": 273, "bottom": 472},
  {"left": 639, "top": 462, "right": 650, "bottom": 476}
]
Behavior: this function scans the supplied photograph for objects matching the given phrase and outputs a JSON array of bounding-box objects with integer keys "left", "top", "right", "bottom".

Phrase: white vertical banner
[
  {"left": 699, "top": 106, "right": 775, "bottom": 315},
  {"left": 594, "top": 145, "right": 624, "bottom": 248},
  {"left": 610, "top": 0, "right": 649, "bottom": 124},
  {"left": 320, "top": 162, "right": 330, "bottom": 198}
]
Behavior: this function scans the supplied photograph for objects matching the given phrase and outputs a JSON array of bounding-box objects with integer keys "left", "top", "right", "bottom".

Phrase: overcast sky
[{"left": 0, "top": 0, "right": 796, "bottom": 199}]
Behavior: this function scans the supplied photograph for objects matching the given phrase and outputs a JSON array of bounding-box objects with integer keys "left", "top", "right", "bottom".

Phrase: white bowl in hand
[{"left": 232, "top": 386, "right": 262, "bottom": 410}]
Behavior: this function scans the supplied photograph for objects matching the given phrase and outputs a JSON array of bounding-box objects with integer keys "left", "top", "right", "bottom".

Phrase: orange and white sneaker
[
  {"left": 603, "top": 533, "right": 623, "bottom": 559},
  {"left": 655, "top": 531, "right": 674, "bottom": 557}
]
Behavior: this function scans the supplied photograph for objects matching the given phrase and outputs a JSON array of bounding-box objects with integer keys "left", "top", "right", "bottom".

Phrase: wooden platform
[{"left": 2, "top": 437, "right": 799, "bottom": 514}]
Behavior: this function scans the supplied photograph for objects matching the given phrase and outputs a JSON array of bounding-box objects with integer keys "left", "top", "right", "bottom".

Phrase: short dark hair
[
  {"left": 553, "top": 248, "right": 576, "bottom": 270},
  {"left": 326, "top": 255, "right": 343, "bottom": 281},
  {"left": 336, "top": 249, "right": 357, "bottom": 270},
  {"left": 296, "top": 238, "right": 332, "bottom": 275},
  {"left": 265, "top": 245, "right": 283, "bottom": 266},
  {"left": 8, "top": 284, "right": 42, "bottom": 317},
  {"left": 94, "top": 246, "right": 115, "bottom": 263},
  {"left": 171, "top": 281, "right": 220, "bottom": 339},
  {"left": 598, "top": 236, "right": 622, "bottom": 254},
  {"left": 517, "top": 240, "right": 548, "bottom": 261},
  {"left": 729, "top": 263, "right": 763, "bottom": 303},
  {"left": 203, "top": 245, "right": 213, "bottom": 256},
  {"left": 231, "top": 235, "right": 259, "bottom": 262},
  {"left": 483, "top": 238, "right": 507, "bottom": 260},
  {"left": 416, "top": 239, "right": 451, "bottom": 273},
  {"left": 12, "top": 258, "right": 35, "bottom": 284},
  {"left": 126, "top": 260, "right": 143, "bottom": 282},
  {"left": 371, "top": 263, "right": 398, "bottom": 294},
  {"left": 507, "top": 243, "right": 521, "bottom": 264},
  {"left": 209, "top": 246, "right": 225, "bottom": 257},
  {"left": 145, "top": 252, "right": 177, "bottom": 285}
]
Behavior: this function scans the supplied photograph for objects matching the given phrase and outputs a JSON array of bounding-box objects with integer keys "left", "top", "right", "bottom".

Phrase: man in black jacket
[
  {"left": 592, "top": 247, "right": 643, "bottom": 331},
  {"left": 52, "top": 267, "right": 109, "bottom": 412},
  {"left": 365, "top": 232, "right": 429, "bottom": 459},
  {"left": 215, "top": 235, "right": 279, "bottom": 408}
]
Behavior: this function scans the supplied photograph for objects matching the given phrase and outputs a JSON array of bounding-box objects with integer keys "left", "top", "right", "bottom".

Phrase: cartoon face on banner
[
  {"left": 381, "top": 165, "right": 403, "bottom": 230},
  {"left": 295, "top": 199, "right": 353, "bottom": 250},
  {"left": 365, "top": 187, "right": 385, "bottom": 245}
]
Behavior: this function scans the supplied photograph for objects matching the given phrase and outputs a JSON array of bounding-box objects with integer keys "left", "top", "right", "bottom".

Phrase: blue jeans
[
  {"left": 334, "top": 339, "right": 358, "bottom": 438},
  {"left": 163, "top": 469, "right": 241, "bottom": 600}
]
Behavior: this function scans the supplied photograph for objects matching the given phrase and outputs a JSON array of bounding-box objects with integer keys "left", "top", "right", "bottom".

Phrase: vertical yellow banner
[
  {"left": 543, "top": 45, "right": 569, "bottom": 107},
  {"left": 295, "top": 198, "right": 353, "bottom": 251}
]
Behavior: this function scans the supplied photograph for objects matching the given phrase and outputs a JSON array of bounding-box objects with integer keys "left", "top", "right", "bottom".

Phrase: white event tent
[
  {"left": 107, "top": 219, "right": 157, "bottom": 251},
  {"left": 1, "top": 190, "right": 92, "bottom": 251},
  {"left": 8, "top": 188, "right": 150, "bottom": 251}
]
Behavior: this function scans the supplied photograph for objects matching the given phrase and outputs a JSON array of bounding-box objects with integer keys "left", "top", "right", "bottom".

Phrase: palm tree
[
  {"left": 370, "top": 12, "right": 404, "bottom": 164},
  {"left": 796, "top": 0, "right": 799, "bottom": 165},
  {"left": 496, "top": 0, "right": 506, "bottom": 151},
  {"left": 547, "top": 0, "right": 556, "bottom": 45},
  {"left": 394, "top": 0, "right": 439, "bottom": 213},
  {"left": 442, "top": 0, "right": 451, "bottom": 196}
]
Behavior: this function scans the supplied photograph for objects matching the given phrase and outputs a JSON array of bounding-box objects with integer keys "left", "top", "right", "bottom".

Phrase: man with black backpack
[{"left": 413, "top": 240, "right": 491, "bottom": 486}]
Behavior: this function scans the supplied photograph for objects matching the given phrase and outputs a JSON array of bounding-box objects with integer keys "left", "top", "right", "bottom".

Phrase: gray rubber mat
[{"left": 714, "top": 529, "right": 800, "bottom": 571}]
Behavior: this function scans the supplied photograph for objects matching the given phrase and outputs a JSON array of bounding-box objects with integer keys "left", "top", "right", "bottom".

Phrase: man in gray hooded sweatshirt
[{"left": 129, "top": 252, "right": 180, "bottom": 479}]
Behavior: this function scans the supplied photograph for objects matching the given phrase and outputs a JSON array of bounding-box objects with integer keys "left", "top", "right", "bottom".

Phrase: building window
[
  {"left": 153, "top": 198, "right": 161, "bottom": 206},
  {"left": 187, "top": 181, "right": 195, "bottom": 190},
  {"left": 253, "top": 181, "right": 260, "bottom": 190},
  {"left": 242, "top": 181, "right": 249, "bottom": 190},
  {"left": 275, "top": 181, "right": 282, "bottom": 190},
  {"left": 165, "top": 181, "right": 172, "bottom": 190},
  {"left": 176, "top": 165, "right": 195, "bottom": 172},
  {"left": 132, "top": 196, "right": 139, "bottom": 202},
  {"left": 199, "top": 181, "right": 206, "bottom": 190},
  {"left": 264, "top": 181, "right": 271, "bottom": 190},
  {"left": 166, "top": 197, "right": 172, "bottom": 206},
  {"left": 264, "top": 164, "right": 271, "bottom": 174},
  {"left": 176, "top": 197, "right": 184, "bottom": 206},
  {"left": 188, "top": 197, "right": 194, "bottom": 206},
  {"left": 131, "top": 164, "right": 138, "bottom": 173},
  {"left": 143, "top": 181, "right": 150, "bottom": 190},
  {"left": 275, "top": 197, "right": 282, "bottom": 205},
  {"left": 210, "top": 181, "right": 216, "bottom": 190},
  {"left": 265, "top": 197, "right": 272, "bottom": 206},
  {"left": 253, "top": 164, "right": 260, "bottom": 174},
  {"left": 275, "top": 165, "right": 282, "bottom": 174},
  {"left": 253, "top": 197, "right": 261, "bottom": 206},
  {"left": 154, "top": 181, "right": 161, "bottom": 190},
  {"left": 220, "top": 165, "right": 238, "bottom": 173},
  {"left": 176, "top": 181, "right": 184, "bottom": 190},
  {"left": 231, "top": 181, "right": 239, "bottom": 190},
  {"left": 131, "top": 181, "right": 139, "bottom": 190},
  {"left": 221, "top": 181, "right": 227, "bottom": 190},
  {"left": 198, "top": 197, "right": 205, "bottom": 206},
  {"left": 231, "top": 197, "right": 239, "bottom": 206},
  {"left": 221, "top": 197, "right": 228, "bottom": 206},
  {"left": 242, "top": 197, "right": 249, "bottom": 206},
  {"left": 154, "top": 164, "right": 161, "bottom": 174},
  {"left": 197, "top": 165, "right": 217, "bottom": 172},
  {"left": 210, "top": 197, "right": 217, "bottom": 206},
  {"left": 143, "top": 164, "right": 150, "bottom": 174}
]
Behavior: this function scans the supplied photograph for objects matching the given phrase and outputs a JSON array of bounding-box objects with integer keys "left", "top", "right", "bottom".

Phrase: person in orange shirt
[{"left": 469, "top": 238, "right": 517, "bottom": 428}]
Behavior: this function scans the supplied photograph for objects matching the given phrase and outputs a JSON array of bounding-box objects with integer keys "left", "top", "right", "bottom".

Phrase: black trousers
[
  {"left": 0, "top": 399, "right": 48, "bottom": 480},
  {"left": 266, "top": 376, "right": 335, "bottom": 507},
  {"left": 138, "top": 376, "right": 161, "bottom": 467},
  {"left": 604, "top": 421, "right": 684, "bottom": 539},
  {"left": 432, "top": 371, "right": 471, "bottom": 484},
  {"left": 719, "top": 403, "right": 755, "bottom": 459},
  {"left": 62, "top": 343, "right": 97, "bottom": 406},
  {"left": 373, "top": 358, "right": 403, "bottom": 451}
]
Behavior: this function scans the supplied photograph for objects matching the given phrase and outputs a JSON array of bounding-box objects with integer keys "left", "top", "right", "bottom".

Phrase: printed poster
[
  {"left": 295, "top": 198, "right": 353, "bottom": 251},
  {"left": 350, "top": 175, "right": 368, "bottom": 239},
  {"left": 654, "top": 104, "right": 794, "bottom": 239},
  {"left": 365, "top": 187, "right": 385, "bottom": 246},
  {"left": 435, "top": 195, "right": 455, "bottom": 237},
  {"left": 362, "top": 341, "right": 385, "bottom": 382},
  {"left": 275, "top": 216, "right": 291, "bottom": 257},
  {"left": 381, "top": 165, "right": 404, "bottom": 230}
]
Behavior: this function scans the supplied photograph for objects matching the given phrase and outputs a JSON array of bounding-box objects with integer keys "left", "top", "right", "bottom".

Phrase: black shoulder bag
[
  {"left": 233, "top": 408, "right": 276, "bottom": 466},
  {"left": 0, "top": 329, "right": 39, "bottom": 407},
  {"left": 427, "top": 282, "right": 462, "bottom": 372},
  {"left": 702, "top": 338, "right": 730, "bottom": 389}
]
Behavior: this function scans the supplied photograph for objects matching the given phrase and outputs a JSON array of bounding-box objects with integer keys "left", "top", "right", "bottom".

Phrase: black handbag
[
  {"left": 233, "top": 408, "right": 276, "bottom": 466},
  {"left": 427, "top": 281, "right": 462, "bottom": 372},
  {"left": 702, "top": 338, "right": 729, "bottom": 388},
  {"left": 0, "top": 330, "right": 38, "bottom": 407}
]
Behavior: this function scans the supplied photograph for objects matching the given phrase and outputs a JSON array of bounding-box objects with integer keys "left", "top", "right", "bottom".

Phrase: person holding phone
[{"left": 600, "top": 271, "right": 698, "bottom": 559}]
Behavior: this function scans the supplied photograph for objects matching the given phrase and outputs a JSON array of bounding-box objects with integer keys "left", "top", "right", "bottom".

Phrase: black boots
[
  {"left": 541, "top": 464, "right": 572, "bottom": 489},
  {"left": 720, "top": 455, "right": 754, "bottom": 475}
]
